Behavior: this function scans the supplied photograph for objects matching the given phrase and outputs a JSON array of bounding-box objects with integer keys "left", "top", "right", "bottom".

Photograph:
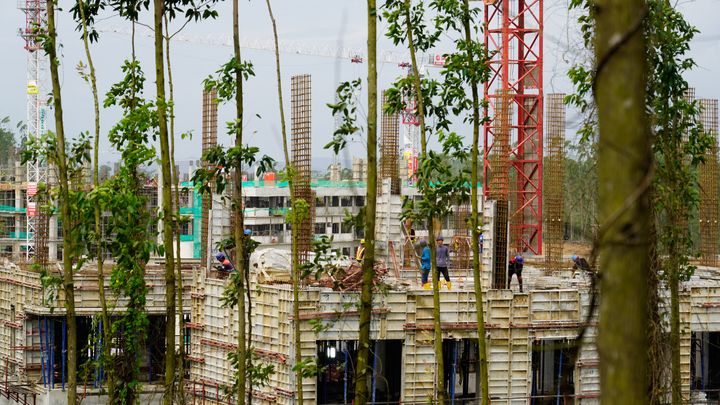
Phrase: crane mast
[
  {"left": 483, "top": 0, "right": 544, "bottom": 255},
  {"left": 18, "top": 0, "right": 49, "bottom": 262}
]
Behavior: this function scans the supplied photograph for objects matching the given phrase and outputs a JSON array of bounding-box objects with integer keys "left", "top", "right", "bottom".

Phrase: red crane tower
[{"left": 483, "top": 0, "right": 544, "bottom": 255}]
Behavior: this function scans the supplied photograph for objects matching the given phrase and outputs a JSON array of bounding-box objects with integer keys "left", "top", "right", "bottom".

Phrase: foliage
[
  {"left": 0, "top": 117, "right": 19, "bottom": 165},
  {"left": 101, "top": 58, "right": 158, "bottom": 404},
  {"left": 563, "top": 142, "right": 598, "bottom": 241},
  {"left": 325, "top": 79, "right": 362, "bottom": 155}
]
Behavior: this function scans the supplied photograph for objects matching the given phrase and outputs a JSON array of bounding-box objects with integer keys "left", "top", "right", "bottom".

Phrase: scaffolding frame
[
  {"left": 544, "top": 94, "right": 565, "bottom": 271},
  {"left": 291, "top": 75, "right": 313, "bottom": 261},
  {"left": 699, "top": 99, "right": 719, "bottom": 267}
]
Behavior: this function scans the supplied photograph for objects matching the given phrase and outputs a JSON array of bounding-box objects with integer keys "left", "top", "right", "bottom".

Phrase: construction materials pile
[{"left": 316, "top": 261, "right": 389, "bottom": 291}]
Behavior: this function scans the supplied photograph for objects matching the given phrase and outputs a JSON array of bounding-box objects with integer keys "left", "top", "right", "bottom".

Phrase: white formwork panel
[
  {"left": 402, "top": 332, "right": 436, "bottom": 403},
  {"left": 529, "top": 290, "right": 581, "bottom": 323}
]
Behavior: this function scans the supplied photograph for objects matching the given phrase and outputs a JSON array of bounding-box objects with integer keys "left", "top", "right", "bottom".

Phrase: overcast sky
[{"left": 1, "top": 1, "right": 719, "bottom": 170}]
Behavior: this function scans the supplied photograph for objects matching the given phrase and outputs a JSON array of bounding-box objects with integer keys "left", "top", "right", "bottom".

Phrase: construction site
[{"left": 2, "top": 0, "right": 719, "bottom": 404}]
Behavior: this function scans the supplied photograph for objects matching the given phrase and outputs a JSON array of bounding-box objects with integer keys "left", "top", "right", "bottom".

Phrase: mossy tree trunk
[
  {"left": 461, "top": 0, "right": 490, "bottom": 402},
  {"left": 152, "top": 1, "right": 177, "bottom": 402},
  {"left": 594, "top": 1, "right": 652, "bottom": 403},
  {"left": 231, "top": 0, "right": 248, "bottom": 402},
  {"left": 401, "top": 0, "right": 445, "bottom": 401},
  {"left": 353, "top": 1, "right": 378, "bottom": 403},
  {"left": 73, "top": 0, "right": 114, "bottom": 396},
  {"left": 262, "top": 1, "right": 302, "bottom": 402},
  {"left": 46, "top": 1, "right": 78, "bottom": 402}
]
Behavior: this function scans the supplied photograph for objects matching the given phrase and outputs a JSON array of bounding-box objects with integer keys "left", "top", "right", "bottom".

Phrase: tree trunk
[
  {"left": 594, "top": 1, "right": 652, "bottom": 403},
  {"left": 262, "top": 1, "right": 300, "bottom": 402},
  {"left": 462, "top": 1, "right": 490, "bottom": 402},
  {"left": 74, "top": 0, "right": 114, "bottom": 397},
  {"left": 353, "top": 1, "right": 378, "bottom": 403},
  {"left": 152, "top": 1, "right": 177, "bottom": 403},
  {"left": 164, "top": 20, "right": 186, "bottom": 404},
  {"left": 231, "top": 0, "right": 248, "bottom": 402},
  {"left": 46, "top": 1, "right": 78, "bottom": 403},
  {"left": 402, "top": 1, "right": 445, "bottom": 401}
]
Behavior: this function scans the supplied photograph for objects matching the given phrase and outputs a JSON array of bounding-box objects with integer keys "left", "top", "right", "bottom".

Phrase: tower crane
[
  {"left": 482, "top": 0, "right": 544, "bottom": 255},
  {"left": 18, "top": 0, "right": 50, "bottom": 261}
]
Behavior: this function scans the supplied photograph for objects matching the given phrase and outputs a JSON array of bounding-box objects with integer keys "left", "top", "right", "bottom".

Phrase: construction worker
[
  {"left": 436, "top": 235, "right": 452, "bottom": 290},
  {"left": 356, "top": 239, "right": 366, "bottom": 262},
  {"left": 419, "top": 240, "right": 431, "bottom": 289},
  {"left": 508, "top": 255, "right": 524, "bottom": 292},
  {"left": 571, "top": 255, "right": 590, "bottom": 271},
  {"left": 215, "top": 252, "right": 234, "bottom": 273}
]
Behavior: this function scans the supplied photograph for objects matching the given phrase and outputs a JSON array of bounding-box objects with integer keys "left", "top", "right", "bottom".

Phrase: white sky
[{"left": 0, "top": 0, "right": 718, "bottom": 170}]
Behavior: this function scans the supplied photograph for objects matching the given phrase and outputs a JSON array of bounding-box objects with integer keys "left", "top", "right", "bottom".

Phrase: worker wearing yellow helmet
[{"left": 355, "top": 239, "right": 366, "bottom": 262}]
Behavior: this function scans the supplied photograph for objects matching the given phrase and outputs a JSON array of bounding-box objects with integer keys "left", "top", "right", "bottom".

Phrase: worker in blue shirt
[{"left": 419, "top": 240, "right": 431, "bottom": 289}]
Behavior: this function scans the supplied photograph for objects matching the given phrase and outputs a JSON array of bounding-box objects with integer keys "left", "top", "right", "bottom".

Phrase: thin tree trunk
[
  {"left": 164, "top": 18, "right": 186, "bottom": 404},
  {"left": 262, "top": 1, "right": 301, "bottom": 402},
  {"left": 152, "top": 1, "right": 177, "bottom": 403},
  {"left": 46, "top": 1, "right": 78, "bottom": 403},
  {"left": 594, "top": 1, "right": 652, "bottom": 403},
  {"left": 74, "top": 0, "right": 114, "bottom": 397},
  {"left": 461, "top": 1, "right": 490, "bottom": 402},
  {"left": 402, "top": 1, "right": 445, "bottom": 401},
  {"left": 353, "top": 1, "right": 378, "bottom": 403},
  {"left": 669, "top": 226, "right": 681, "bottom": 405},
  {"left": 231, "top": 0, "right": 247, "bottom": 402}
]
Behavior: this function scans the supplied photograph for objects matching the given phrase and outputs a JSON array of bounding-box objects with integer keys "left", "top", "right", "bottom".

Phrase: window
[
  {"left": 331, "top": 196, "right": 340, "bottom": 207},
  {"left": 340, "top": 197, "right": 352, "bottom": 207},
  {"left": 316, "top": 197, "right": 326, "bottom": 207},
  {"left": 443, "top": 339, "right": 480, "bottom": 403},
  {"left": 691, "top": 331, "right": 720, "bottom": 399},
  {"left": 315, "top": 223, "right": 326, "bottom": 235},
  {"left": 332, "top": 223, "right": 340, "bottom": 234},
  {"left": 180, "top": 221, "right": 192, "bottom": 236},
  {"left": 341, "top": 222, "right": 352, "bottom": 234},
  {"left": 354, "top": 196, "right": 364, "bottom": 207},
  {"left": 531, "top": 339, "right": 577, "bottom": 404},
  {"left": 317, "top": 340, "right": 402, "bottom": 404}
]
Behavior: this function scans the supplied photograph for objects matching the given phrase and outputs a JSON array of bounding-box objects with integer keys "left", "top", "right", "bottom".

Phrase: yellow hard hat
[{"left": 360, "top": 239, "right": 365, "bottom": 244}]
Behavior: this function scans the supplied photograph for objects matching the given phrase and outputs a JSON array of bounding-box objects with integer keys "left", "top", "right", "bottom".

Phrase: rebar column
[
  {"left": 489, "top": 90, "right": 511, "bottom": 288},
  {"left": 381, "top": 91, "right": 400, "bottom": 195},
  {"left": 544, "top": 94, "right": 566, "bottom": 271},
  {"left": 699, "top": 99, "right": 719, "bottom": 267},
  {"left": 291, "top": 74, "right": 313, "bottom": 261},
  {"left": 200, "top": 88, "right": 218, "bottom": 265}
]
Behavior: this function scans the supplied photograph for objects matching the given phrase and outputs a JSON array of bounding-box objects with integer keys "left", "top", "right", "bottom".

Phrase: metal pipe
[
  {"left": 450, "top": 340, "right": 457, "bottom": 404},
  {"left": 343, "top": 344, "right": 348, "bottom": 404},
  {"left": 61, "top": 317, "right": 66, "bottom": 390},
  {"left": 49, "top": 318, "right": 54, "bottom": 389},
  {"left": 371, "top": 340, "right": 378, "bottom": 403},
  {"left": 38, "top": 318, "right": 45, "bottom": 387},
  {"left": 556, "top": 345, "right": 563, "bottom": 405}
]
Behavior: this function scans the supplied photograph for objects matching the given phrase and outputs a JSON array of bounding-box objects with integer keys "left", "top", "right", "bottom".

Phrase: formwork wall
[
  {"left": 544, "top": 94, "right": 566, "bottom": 271},
  {"left": 291, "top": 74, "right": 313, "bottom": 261},
  {"left": 188, "top": 272, "right": 605, "bottom": 404},
  {"left": 0, "top": 261, "right": 195, "bottom": 387},
  {"left": 699, "top": 99, "right": 719, "bottom": 267}
]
